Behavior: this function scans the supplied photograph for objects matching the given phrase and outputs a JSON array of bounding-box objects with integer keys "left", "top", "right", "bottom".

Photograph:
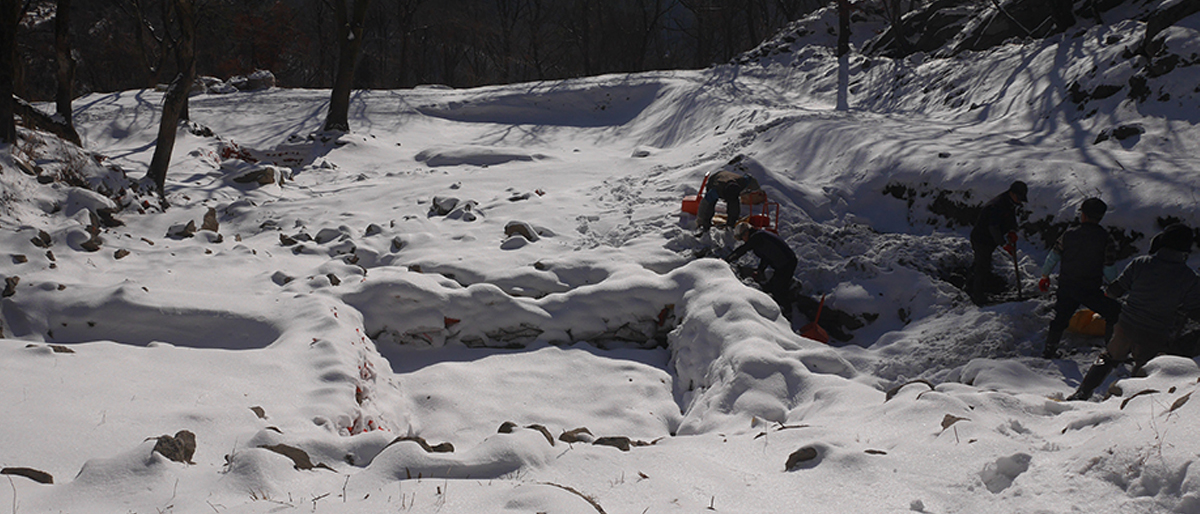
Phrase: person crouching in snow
[
  {"left": 696, "top": 166, "right": 760, "bottom": 234},
  {"left": 1038, "top": 197, "right": 1121, "bottom": 359},
  {"left": 725, "top": 222, "right": 797, "bottom": 314},
  {"left": 969, "top": 180, "right": 1027, "bottom": 304},
  {"left": 1068, "top": 223, "right": 1200, "bottom": 401}
]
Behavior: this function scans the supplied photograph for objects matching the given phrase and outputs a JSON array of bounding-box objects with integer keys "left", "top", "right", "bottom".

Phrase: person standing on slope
[
  {"left": 1038, "top": 197, "right": 1122, "bottom": 359},
  {"left": 725, "top": 221, "right": 797, "bottom": 315},
  {"left": 1068, "top": 224, "right": 1200, "bottom": 401},
  {"left": 696, "top": 159, "right": 761, "bottom": 235},
  {"left": 969, "top": 181, "right": 1027, "bottom": 304}
]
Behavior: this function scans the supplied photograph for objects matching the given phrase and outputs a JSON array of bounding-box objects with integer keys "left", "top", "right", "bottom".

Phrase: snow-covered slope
[{"left": 2, "top": 2, "right": 1200, "bottom": 512}]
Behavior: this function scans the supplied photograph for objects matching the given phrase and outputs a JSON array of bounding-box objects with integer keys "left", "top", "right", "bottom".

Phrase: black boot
[
  {"left": 1067, "top": 355, "right": 1116, "bottom": 401},
  {"left": 1042, "top": 330, "right": 1064, "bottom": 359}
]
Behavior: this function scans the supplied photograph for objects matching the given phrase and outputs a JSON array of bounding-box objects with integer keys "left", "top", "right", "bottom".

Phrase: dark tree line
[{"left": 11, "top": 0, "right": 826, "bottom": 102}]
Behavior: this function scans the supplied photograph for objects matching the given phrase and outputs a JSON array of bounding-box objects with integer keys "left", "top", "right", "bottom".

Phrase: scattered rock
[
  {"left": 0, "top": 467, "right": 53, "bottom": 484},
  {"left": 250, "top": 406, "right": 266, "bottom": 419},
  {"left": 243, "top": 69, "right": 276, "bottom": 91},
  {"left": 504, "top": 221, "right": 540, "bottom": 242},
  {"left": 167, "top": 221, "right": 197, "bottom": 239},
  {"left": 11, "top": 254, "right": 27, "bottom": 264},
  {"left": 498, "top": 421, "right": 518, "bottom": 433},
  {"left": 151, "top": 430, "right": 197, "bottom": 464},
  {"left": 527, "top": 424, "right": 555, "bottom": 446},
  {"left": 384, "top": 436, "right": 454, "bottom": 453},
  {"left": 314, "top": 227, "right": 345, "bottom": 244},
  {"left": 49, "top": 344, "right": 74, "bottom": 354},
  {"left": 500, "top": 236, "right": 529, "bottom": 250},
  {"left": 364, "top": 223, "right": 383, "bottom": 236},
  {"left": 280, "top": 234, "right": 297, "bottom": 246},
  {"left": 593, "top": 436, "right": 631, "bottom": 451},
  {"left": 30, "top": 230, "right": 52, "bottom": 248},
  {"left": 391, "top": 237, "right": 405, "bottom": 252},
  {"left": 270, "top": 271, "right": 294, "bottom": 286},
  {"left": 559, "top": 427, "right": 594, "bottom": 444},
  {"left": 941, "top": 414, "right": 970, "bottom": 430},
  {"left": 430, "top": 196, "right": 460, "bottom": 216},
  {"left": 201, "top": 207, "right": 219, "bottom": 232},
  {"left": 259, "top": 443, "right": 334, "bottom": 471},
  {"left": 114, "top": 249, "right": 130, "bottom": 259},
  {"left": 785, "top": 446, "right": 819, "bottom": 471},
  {"left": 3, "top": 276, "right": 18, "bottom": 298},
  {"left": 232, "top": 166, "right": 277, "bottom": 185}
]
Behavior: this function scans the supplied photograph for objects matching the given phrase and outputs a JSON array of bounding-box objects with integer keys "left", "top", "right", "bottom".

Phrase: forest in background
[{"left": 13, "top": 0, "right": 845, "bottom": 101}]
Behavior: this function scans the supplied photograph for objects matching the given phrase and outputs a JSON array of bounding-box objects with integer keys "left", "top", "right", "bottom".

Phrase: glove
[
  {"left": 1002, "top": 243, "right": 1015, "bottom": 256},
  {"left": 1038, "top": 277, "right": 1051, "bottom": 292},
  {"left": 1006, "top": 231, "right": 1018, "bottom": 245}
]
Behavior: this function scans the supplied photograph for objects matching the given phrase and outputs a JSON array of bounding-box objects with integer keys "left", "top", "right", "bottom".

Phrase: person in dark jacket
[
  {"left": 1038, "top": 198, "right": 1121, "bottom": 358},
  {"left": 726, "top": 222, "right": 797, "bottom": 313},
  {"left": 969, "top": 181, "right": 1027, "bottom": 303},
  {"left": 1068, "top": 223, "right": 1200, "bottom": 401},
  {"left": 696, "top": 168, "right": 760, "bottom": 234}
]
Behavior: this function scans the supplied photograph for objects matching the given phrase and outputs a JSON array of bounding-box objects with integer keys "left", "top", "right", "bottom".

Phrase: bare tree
[
  {"left": 145, "top": 0, "right": 196, "bottom": 199},
  {"left": 0, "top": 0, "right": 23, "bottom": 145},
  {"left": 54, "top": 0, "right": 80, "bottom": 145},
  {"left": 322, "top": 0, "right": 371, "bottom": 132}
]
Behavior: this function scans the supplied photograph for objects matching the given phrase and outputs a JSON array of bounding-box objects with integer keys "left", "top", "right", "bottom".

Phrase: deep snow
[{"left": 2, "top": 3, "right": 1200, "bottom": 513}]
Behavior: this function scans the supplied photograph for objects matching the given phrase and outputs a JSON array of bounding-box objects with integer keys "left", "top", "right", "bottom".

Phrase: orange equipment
[
  {"left": 681, "top": 172, "right": 779, "bottom": 233},
  {"left": 800, "top": 294, "right": 830, "bottom": 344}
]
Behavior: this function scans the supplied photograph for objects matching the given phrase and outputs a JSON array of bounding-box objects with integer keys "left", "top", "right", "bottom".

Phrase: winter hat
[
  {"left": 1008, "top": 181, "right": 1028, "bottom": 203},
  {"left": 1080, "top": 197, "right": 1107, "bottom": 221},
  {"left": 733, "top": 221, "right": 753, "bottom": 240},
  {"left": 1151, "top": 223, "right": 1193, "bottom": 254}
]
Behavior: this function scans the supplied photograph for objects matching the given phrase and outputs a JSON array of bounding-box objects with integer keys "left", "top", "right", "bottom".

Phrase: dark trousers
[
  {"left": 1045, "top": 280, "right": 1121, "bottom": 354},
  {"left": 970, "top": 236, "right": 997, "bottom": 298},
  {"left": 696, "top": 187, "right": 742, "bottom": 231},
  {"left": 764, "top": 260, "right": 797, "bottom": 313}
]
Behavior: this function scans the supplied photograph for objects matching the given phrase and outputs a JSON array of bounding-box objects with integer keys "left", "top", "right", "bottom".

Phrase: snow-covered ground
[{"left": 3, "top": 4, "right": 1200, "bottom": 513}]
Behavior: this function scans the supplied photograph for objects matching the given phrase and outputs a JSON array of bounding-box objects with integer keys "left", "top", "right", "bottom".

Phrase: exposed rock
[
  {"left": 0, "top": 467, "right": 53, "bottom": 484},
  {"left": 12, "top": 254, "right": 27, "bottom": 264},
  {"left": 593, "top": 436, "right": 632, "bottom": 451},
  {"left": 383, "top": 436, "right": 454, "bottom": 453},
  {"left": 271, "top": 271, "right": 294, "bottom": 286},
  {"left": 167, "top": 221, "right": 197, "bottom": 239},
  {"left": 250, "top": 406, "right": 267, "bottom": 419},
  {"left": 785, "top": 446, "right": 820, "bottom": 471},
  {"left": 498, "top": 421, "right": 518, "bottom": 433},
  {"left": 559, "top": 427, "right": 594, "bottom": 444},
  {"left": 201, "top": 207, "right": 219, "bottom": 233},
  {"left": 364, "top": 223, "right": 383, "bottom": 236},
  {"left": 49, "top": 345, "right": 74, "bottom": 353},
  {"left": 243, "top": 69, "right": 276, "bottom": 91},
  {"left": 259, "top": 443, "right": 334, "bottom": 471},
  {"left": 430, "top": 196, "right": 460, "bottom": 216},
  {"left": 114, "top": 249, "right": 130, "bottom": 260},
  {"left": 504, "top": 221, "right": 540, "bottom": 242},
  {"left": 526, "top": 424, "right": 555, "bottom": 446},
  {"left": 280, "top": 234, "right": 297, "bottom": 246},
  {"left": 232, "top": 166, "right": 277, "bottom": 185},
  {"left": 3, "top": 276, "right": 19, "bottom": 298},
  {"left": 327, "top": 273, "right": 341, "bottom": 286},
  {"left": 314, "top": 227, "right": 346, "bottom": 244},
  {"left": 152, "top": 430, "right": 197, "bottom": 464},
  {"left": 30, "top": 230, "right": 52, "bottom": 248}
]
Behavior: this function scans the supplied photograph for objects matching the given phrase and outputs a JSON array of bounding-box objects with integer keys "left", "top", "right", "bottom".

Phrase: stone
[
  {"left": 559, "top": 427, "right": 594, "bottom": 444},
  {"left": 259, "top": 443, "right": 334, "bottom": 471},
  {"left": 201, "top": 207, "right": 219, "bottom": 233},
  {"left": 114, "top": 249, "right": 130, "bottom": 260},
  {"left": 3, "top": 276, "right": 19, "bottom": 298},
  {"left": 152, "top": 430, "right": 197, "bottom": 464},
  {"left": 785, "top": 446, "right": 819, "bottom": 471},
  {"left": 167, "top": 221, "right": 197, "bottom": 239},
  {"left": 504, "top": 221, "right": 539, "bottom": 242}
]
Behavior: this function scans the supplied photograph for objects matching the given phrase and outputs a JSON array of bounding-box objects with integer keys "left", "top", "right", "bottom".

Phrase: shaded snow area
[{"left": 4, "top": 4, "right": 1200, "bottom": 513}]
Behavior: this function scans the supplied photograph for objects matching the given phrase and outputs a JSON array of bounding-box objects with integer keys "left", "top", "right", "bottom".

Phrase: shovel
[
  {"left": 800, "top": 294, "right": 830, "bottom": 344},
  {"left": 1009, "top": 248, "right": 1022, "bottom": 300}
]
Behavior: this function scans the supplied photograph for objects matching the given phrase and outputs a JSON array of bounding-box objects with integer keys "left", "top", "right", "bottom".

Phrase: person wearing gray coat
[{"left": 1068, "top": 223, "right": 1200, "bottom": 400}]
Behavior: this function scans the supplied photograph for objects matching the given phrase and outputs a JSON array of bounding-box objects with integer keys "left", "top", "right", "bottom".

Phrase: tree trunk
[
  {"left": 836, "top": 0, "right": 849, "bottom": 111},
  {"left": 0, "top": 0, "right": 20, "bottom": 145},
  {"left": 145, "top": 0, "right": 195, "bottom": 199},
  {"left": 54, "top": 0, "right": 81, "bottom": 145},
  {"left": 322, "top": 0, "right": 371, "bottom": 133}
]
